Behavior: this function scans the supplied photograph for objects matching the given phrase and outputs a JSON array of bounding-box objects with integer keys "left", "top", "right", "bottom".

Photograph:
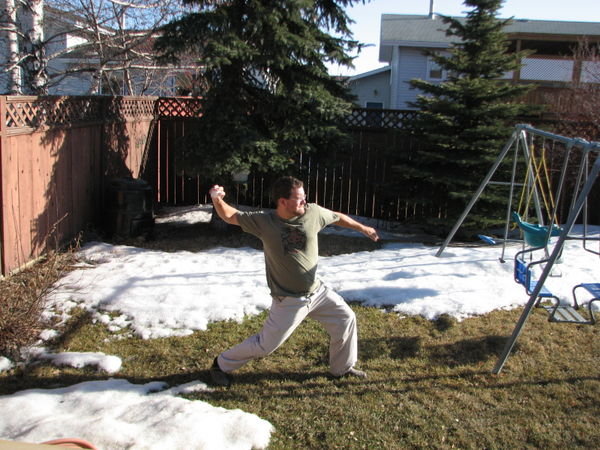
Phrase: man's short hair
[{"left": 271, "top": 176, "right": 303, "bottom": 203}]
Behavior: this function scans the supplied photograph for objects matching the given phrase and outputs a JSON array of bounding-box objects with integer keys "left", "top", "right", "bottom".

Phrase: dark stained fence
[
  {"left": 151, "top": 100, "right": 600, "bottom": 227},
  {"left": 152, "top": 102, "right": 430, "bottom": 222},
  {"left": 299, "top": 128, "right": 425, "bottom": 222}
]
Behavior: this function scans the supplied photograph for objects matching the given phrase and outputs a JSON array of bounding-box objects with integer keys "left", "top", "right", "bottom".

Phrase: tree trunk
[
  {"left": 22, "top": 0, "right": 47, "bottom": 94},
  {"left": 2, "top": 0, "right": 22, "bottom": 93}
]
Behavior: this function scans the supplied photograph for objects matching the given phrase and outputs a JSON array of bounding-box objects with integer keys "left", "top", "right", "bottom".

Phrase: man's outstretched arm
[
  {"left": 333, "top": 212, "right": 379, "bottom": 242},
  {"left": 209, "top": 185, "right": 240, "bottom": 226}
]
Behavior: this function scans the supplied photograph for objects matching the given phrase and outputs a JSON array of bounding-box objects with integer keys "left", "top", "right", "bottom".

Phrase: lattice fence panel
[
  {"left": 6, "top": 96, "right": 104, "bottom": 128},
  {"left": 114, "top": 97, "right": 156, "bottom": 119},
  {"left": 4, "top": 96, "right": 158, "bottom": 129},
  {"left": 156, "top": 97, "right": 203, "bottom": 118},
  {"left": 344, "top": 109, "right": 417, "bottom": 129}
]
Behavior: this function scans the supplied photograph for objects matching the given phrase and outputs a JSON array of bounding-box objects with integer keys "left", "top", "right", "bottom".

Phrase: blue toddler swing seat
[{"left": 511, "top": 211, "right": 562, "bottom": 248}]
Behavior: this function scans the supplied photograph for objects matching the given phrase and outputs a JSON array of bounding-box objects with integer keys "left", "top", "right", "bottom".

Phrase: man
[{"left": 208, "top": 176, "right": 379, "bottom": 387}]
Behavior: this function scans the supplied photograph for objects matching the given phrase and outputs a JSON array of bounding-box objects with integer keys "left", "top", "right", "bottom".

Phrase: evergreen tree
[
  {"left": 154, "top": 0, "right": 363, "bottom": 180},
  {"left": 407, "top": 0, "right": 535, "bottom": 233}
]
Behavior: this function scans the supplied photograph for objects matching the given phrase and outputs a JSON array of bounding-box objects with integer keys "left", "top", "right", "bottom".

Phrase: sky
[
  {"left": 330, "top": 0, "right": 600, "bottom": 76},
  {"left": 0, "top": 205, "right": 598, "bottom": 448}
]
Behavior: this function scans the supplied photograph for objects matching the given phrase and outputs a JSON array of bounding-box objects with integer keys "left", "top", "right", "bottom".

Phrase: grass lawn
[{"left": 1, "top": 219, "right": 599, "bottom": 449}]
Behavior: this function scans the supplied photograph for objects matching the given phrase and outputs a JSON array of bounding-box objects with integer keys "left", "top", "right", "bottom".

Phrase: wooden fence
[
  {"left": 153, "top": 104, "right": 425, "bottom": 222},
  {"left": 1, "top": 96, "right": 598, "bottom": 275},
  {"left": 153, "top": 103, "right": 600, "bottom": 227},
  {"left": 0, "top": 96, "right": 155, "bottom": 275}
]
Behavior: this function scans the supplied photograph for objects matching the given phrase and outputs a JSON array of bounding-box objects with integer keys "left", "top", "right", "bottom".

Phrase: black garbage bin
[{"left": 104, "top": 177, "right": 154, "bottom": 238}]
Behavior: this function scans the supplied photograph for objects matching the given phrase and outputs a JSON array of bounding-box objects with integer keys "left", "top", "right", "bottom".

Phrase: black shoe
[
  {"left": 335, "top": 367, "right": 367, "bottom": 379},
  {"left": 210, "top": 357, "right": 232, "bottom": 387}
]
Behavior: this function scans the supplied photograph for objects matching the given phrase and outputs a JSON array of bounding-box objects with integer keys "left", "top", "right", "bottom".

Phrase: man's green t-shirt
[{"left": 237, "top": 204, "right": 339, "bottom": 297}]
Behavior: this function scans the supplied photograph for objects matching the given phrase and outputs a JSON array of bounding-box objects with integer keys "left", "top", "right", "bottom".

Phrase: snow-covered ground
[{"left": 1, "top": 205, "right": 598, "bottom": 449}]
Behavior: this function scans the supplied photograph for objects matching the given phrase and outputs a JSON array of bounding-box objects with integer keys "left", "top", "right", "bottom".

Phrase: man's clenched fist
[{"left": 209, "top": 185, "right": 225, "bottom": 199}]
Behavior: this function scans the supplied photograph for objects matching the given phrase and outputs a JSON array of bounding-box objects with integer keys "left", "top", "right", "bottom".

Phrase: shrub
[{"left": 0, "top": 250, "right": 74, "bottom": 360}]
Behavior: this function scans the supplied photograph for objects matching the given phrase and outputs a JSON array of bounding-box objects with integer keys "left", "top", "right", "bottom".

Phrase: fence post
[{"left": 0, "top": 96, "right": 5, "bottom": 275}]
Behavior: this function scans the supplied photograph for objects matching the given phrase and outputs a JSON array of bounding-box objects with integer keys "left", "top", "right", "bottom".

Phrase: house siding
[
  {"left": 47, "top": 59, "right": 95, "bottom": 95},
  {"left": 363, "top": 47, "right": 595, "bottom": 109},
  {"left": 1, "top": 6, "right": 181, "bottom": 96},
  {"left": 0, "top": 33, "right": 14, "bottom": 93},
  {"left": 0, "top": 73, "right": 8, "bottom": 94},
  {"left": 394, "top": 47, "right": 429, "bottom": 110},
  {"left": 378, "top": 14, "right": 600, "bottom": 111},
  {"left": 348, "top": 70, "right": 391, "bottom": 108}
]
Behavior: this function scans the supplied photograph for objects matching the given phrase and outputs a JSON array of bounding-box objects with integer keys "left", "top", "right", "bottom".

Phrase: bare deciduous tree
[
  {"left": 546, "top": 39, "right": 600, "bottom": 141},
  {"left": 1, "top": 0, "right": 195, "bottom": 95}
]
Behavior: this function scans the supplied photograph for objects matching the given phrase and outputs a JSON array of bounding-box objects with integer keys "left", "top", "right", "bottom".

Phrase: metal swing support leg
[
  {"left": 492, "top": 153, "right": 600, "bottom": 374},
  {"left": 500, "top": 130, "right": 548, "bottom": 262},
  {"left": 436, "top": 130, "right": 519, "bottom": 257},
  {"left": 499, "top": 133, "right": 522, "bottom": 261}
]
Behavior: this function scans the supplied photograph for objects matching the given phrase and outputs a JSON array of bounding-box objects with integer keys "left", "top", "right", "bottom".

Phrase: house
[
  {"left": 0, "top": 5, "right": 187, "bottom": 96},
  {"left": 349, "top": 13, "right": 600, "bottom": 110},
  {"left": 346, "top": 66, "right": 391, "bottom": 109}
]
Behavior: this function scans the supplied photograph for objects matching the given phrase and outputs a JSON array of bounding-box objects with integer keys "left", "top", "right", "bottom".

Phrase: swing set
[
  {"left": 510, "top": 133, "right": 563, "bottom": 248},
  {"left": 436, "top": 124, "right": 600, "bottom": 373}
]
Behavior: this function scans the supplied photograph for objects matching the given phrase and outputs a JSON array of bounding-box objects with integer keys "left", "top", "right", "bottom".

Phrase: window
[{"left": 427, "top": 56, "right": 445, "bottom": 80}]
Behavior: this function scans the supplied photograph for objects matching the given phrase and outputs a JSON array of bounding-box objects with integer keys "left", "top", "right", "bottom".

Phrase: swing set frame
[{"left": 436, "top": 124, "right": 600, "bottom": 374}]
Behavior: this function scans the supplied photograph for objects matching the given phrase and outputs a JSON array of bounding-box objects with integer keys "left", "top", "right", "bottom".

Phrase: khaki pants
[{"left": 217, "top": 284, "right": 358, "bottom": 376}]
